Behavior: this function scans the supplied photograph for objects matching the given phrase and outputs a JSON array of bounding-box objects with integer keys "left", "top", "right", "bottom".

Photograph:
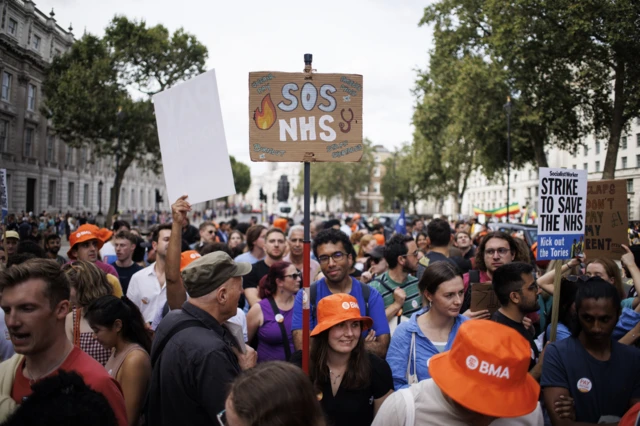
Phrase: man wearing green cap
[{"left": 146, "top": 251, "right": 257, "bottom": 426}]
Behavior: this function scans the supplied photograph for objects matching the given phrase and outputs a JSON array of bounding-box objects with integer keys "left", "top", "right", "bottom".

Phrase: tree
[
  {"left": 294, "top": 139, "right": 376, "bottom": 211},
  {"left": 380, "top": 145, "right": 428, "bottom": 214},
  {"left": 43, "top": 17, "right": 208, "bottom": 225},
  {"left": 230, "top": 156, "right": 251, "bottom": 195}
]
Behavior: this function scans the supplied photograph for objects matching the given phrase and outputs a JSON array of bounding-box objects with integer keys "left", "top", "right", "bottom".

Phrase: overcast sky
[{"left": 37, "top": 0, "right": 433, "bottom": 176}]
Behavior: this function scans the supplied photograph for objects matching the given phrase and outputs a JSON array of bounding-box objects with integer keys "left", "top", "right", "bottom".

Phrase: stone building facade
[{"left": 0, "top": 0, "right": 168, "bottom": 216}]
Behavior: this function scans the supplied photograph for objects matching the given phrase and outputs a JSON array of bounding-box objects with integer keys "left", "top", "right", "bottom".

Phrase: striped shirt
[{"left": 369, "top": 272, "right": 422, "bottom": 317}]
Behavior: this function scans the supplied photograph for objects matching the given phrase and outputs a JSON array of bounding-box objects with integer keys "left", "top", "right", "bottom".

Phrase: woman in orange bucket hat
[{"left": 290, "top": 293, "right": 393, "bottom": 426}]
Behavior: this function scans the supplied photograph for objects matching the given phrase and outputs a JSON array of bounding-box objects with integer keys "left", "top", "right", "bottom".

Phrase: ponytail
[{"left": 85, "top": 295, "right": 152, "bottom": 353}]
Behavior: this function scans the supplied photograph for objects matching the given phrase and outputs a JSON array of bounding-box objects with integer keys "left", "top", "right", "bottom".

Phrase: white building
[
  {"left": 1, "top": 0, "right": 169, "bottom": 216},
  {"left": 461, "top": 119, "right": 640, "bottom": 220}
]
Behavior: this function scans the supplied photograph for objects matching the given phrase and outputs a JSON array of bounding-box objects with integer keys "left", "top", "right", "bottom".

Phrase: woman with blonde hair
[
  {"left": 586, "top": 258, "right": 628, "bottom": 302},
  {"left": 63, "top": 261, "right": 114, "bottom": 365}
]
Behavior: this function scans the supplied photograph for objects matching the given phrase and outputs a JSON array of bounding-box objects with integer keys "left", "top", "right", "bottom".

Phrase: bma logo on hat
[
  {"left": 75, "top": 231, "right": 92, "bottom": 239},
  {"left": 466, "top": 355, "right": 510, "bottom": 379},
  {"left": 341, "top": 301, "right": 359, "bottom": 310},
  {"left": 190, "top": 253, "right": 200, "bottom": 259}
]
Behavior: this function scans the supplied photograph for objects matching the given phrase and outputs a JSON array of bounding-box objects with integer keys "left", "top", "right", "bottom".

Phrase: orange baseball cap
[
  {"left": 180, "top": 250, "right": 202, "bottom": 271},
  {"left": 68, "top": 225, "right": 106, "bottom": 259},
  {"left": 310, "top": 293, "right": 373, "bottom": 336},
  {"left": 273, "top": 218, "right": 288, "bottom": 232},
  {"left": 428, "top": 320, "right": 540, "bottom": 418}
]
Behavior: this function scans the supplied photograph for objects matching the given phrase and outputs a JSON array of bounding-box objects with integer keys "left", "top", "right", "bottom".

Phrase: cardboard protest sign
[
  {"left": 248, "top": 72, "right": 363, "bottom": 162},
  {"left": 153, "top": 69, "right": 236, "bottom": 205},
  {"left": 537, "top": 168, "right": 588, "bottom": 260},
  {"left": 470, "top": 283, "right": 500, "bottom": 315},
  {"left": 584, "top": 179, "right": 628, "bottom": 259},
  {"left": 0, "top": 169, "right": 7, "bottom": 222}
]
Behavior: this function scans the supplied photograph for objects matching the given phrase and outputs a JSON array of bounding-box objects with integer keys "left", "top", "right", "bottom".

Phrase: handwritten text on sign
[
  {"left": 584, "top": 180, "right": 628, "bottom": 259},
  {"left": 537, "top": 168, "right": 588, "bottom": 260},
  {"left": 248, "top": 72, "right": 363, "bottom": 163}
]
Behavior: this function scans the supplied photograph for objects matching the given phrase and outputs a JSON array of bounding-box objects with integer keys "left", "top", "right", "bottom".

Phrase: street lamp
[
  {"left": 504, "top": 96, "right": 512, "bottom": 223},
  {"left": 113, "top": 106, "right": 124, "bottom": 215},
  {"left": 98, "top": 180, "right": 103, "bottom": 214}
]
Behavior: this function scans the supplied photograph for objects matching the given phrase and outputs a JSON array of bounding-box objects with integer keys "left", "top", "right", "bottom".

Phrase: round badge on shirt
[
  {"left": 411, "top": 300, "right": 419, "bottom": 309},
  {"left": 577, "top": 378, "right": 592, "bottom": 393},
  {"left": 275, "top": 314, "right": 284, "bottom": 323}
]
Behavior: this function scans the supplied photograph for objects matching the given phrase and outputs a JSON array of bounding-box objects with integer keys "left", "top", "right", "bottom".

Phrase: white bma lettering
[{"left": 479, "top": 361, "right": 510, "bottom": 379}]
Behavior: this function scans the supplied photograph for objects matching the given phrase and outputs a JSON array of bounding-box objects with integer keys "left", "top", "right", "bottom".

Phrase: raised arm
[{"left": 166, "top": 196, "right": 190, "bottom": 310}]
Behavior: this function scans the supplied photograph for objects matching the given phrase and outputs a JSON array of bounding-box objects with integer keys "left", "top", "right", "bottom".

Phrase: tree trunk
[
  {"left": 602, "top": 57, "right": 626, "bottom": 180},
  {"left": 531, "top": 129, "right": 549, "bottom": 168},
  {"left": 105, "top": 156, "right": 133, "bottom": 229}
]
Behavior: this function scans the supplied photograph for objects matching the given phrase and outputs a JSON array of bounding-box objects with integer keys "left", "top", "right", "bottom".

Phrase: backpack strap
[
  {"left": 361, "top": 281, "right": 371, "bottom": 317},
  {"left": 267, "top": 297, "right": 292, "bottom": 361},
  {"left": 150, "top": 319, "right": 205, "bottom": 367},
  {"left": 310, "top": 282, "right": 318, "bottom": 326}
]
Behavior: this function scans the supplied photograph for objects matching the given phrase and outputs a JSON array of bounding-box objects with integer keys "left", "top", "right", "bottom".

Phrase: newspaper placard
[
  {"left": 536, "top": 168, "right": 588, "bottom": 260},
  {"left": 584, "top": 179, "right": 628, "bottom": 259},
  {"left": 248, "top": 72, "right": 363, "bottom": 162}
]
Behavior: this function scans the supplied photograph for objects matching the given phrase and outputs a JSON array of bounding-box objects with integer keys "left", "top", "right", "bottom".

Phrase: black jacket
[{"left": 146, "top": 302, "right": 241, "bottom": 426}]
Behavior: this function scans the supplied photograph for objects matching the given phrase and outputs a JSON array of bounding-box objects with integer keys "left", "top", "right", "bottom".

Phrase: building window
[
  {"left": 572, "top": 164, "right": 577, "bottom": 169},
  {"left": 622, "top": 157, "right": 628, "bottom": 169},
  {"left": 65, "top": 146, "right": 73, "bottom": 166},
  {"left": 360, "top": 200, "right": 367, "bottom": 212},
  {"left": 374, "top": 155, "right": 380, "bottom": 163},
  {"left": 68, "top": 182, "right": 75, "bottom": 206},
  {"left": 373, "top": 167, "right": 380, "bottom": 177},
  {"left": 372, "top": 201, "right": 380, "bottom": 213},
  {"left": 637, "top": 155, "right": 640, "bottom": 168},
  {"left": 24, "top": 128, "right": 33, "bottom": 157},
  {"left": 361, "top": 184, "right": 368, "bottom": 193},
  {"left": 583, "top": 146, "right": 588, "bottom": 156},
  {"left": 595, "top": 141, "right": 600, "bottom": 154},
  {"left": 584, "top": 163, "right": 588, "bottom": 172},
  {"left": 32, "top": 35, "right": 41, "bottom": 51},
  {"left": 80, "top": 147, "right": 87, "bottom": 168},
  {"left": 595, "top": 161, "right": 600, "bottom": 172},
  {"left": 83, "top": 184, "right": 89, "bottom": 207},
  {"left": 0, "top": 120, "right": 8, "bottom": 152},
  {"left": 54, "top": 48, "right": 62, "bottom": 57},
  {"left": 131, "top": 189, "right": 135, "bottom": 207},
  {"left": 622, "top": 136, "right": 628, "bottom": 150},
  {"left": 7, "top": 19, "right": 17, "bottom": 36},
  {"left": 2, "top": 72, "right": 11, "bottom": 101},
  {"left": 27, "top": 84, "right": 36, "bottom": 111},
  {"left": 48, "top": 180, "right": 57, "bottom": 206},
  {"left": 636, "top": 133, "right": 640, "bottom": 148},
  {"left": 46, "top": 135, "right": 55, "bottom": 162},
  {"left": 140, "top": 189, "right": 144, "bottom": 208},
  {"left": 373, "top": 183, "right": 380, "bottom": 194},
  {"left": 627, "top": 179, "right": 634, "bottom": 194}
]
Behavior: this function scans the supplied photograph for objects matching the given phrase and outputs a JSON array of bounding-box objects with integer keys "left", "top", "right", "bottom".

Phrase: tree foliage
[
  {"left": 295, "top": 139, "right": 375, "bottom": 211},
  {"left": 43, "top": 16, "right": 208, "bottom": 222},
  {"left": 230, "top": 156, "right": 251, "bottom": 195}
]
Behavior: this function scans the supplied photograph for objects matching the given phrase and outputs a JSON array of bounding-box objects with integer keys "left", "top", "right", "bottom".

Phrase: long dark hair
[
  {"left": 85, "top": 295, "right": 152, "bottom": 353},
  {"left": 310, "top": 324, "right": 370, "bottom": 390},
  {"left": 258, "top": 261, "right": 292, "bottom": 299}
]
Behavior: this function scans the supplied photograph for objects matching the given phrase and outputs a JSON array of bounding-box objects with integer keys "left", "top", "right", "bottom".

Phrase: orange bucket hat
[
  {"left": 310, "top": 293, "right": 373, "bottom": 336},
  {"left": 67, "top": 224, "right": 109, "bottom": 259},
  {"left": 428, "top": 320, "right": 540, "bottom": 418},
  {"left": 180, "top": 250, "right": 202, "bottom": 271}
]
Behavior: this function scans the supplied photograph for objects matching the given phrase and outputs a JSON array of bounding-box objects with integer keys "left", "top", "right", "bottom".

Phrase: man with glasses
[
  {"left": 284, "top": 225, "right": 320, "bottom": 284},
  {"left": 370, "top": 234, "right": 421, "bottom": 326},
  {"left": 242, "top": 228, "right": 287, "bottom": 307},
  {"left": 460, "top": 231, "right": 518, "bottom": 317},
  {"left": 492, "top": 262, "right": 543, "bottom": 379},
  {"left": 291, "top": 229, "right": 390, "bottom": 358}
]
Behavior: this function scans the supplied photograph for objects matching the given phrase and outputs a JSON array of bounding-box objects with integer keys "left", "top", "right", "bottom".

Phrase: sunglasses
[
  {"left": 563, "top": 275, "right": 589, "bottom": 282},
  {"left": 370, "top": 258, "right": 382, "bottom": 264},
  {"left": 283, "top": 272, "right": 302, "bottom": 280}
]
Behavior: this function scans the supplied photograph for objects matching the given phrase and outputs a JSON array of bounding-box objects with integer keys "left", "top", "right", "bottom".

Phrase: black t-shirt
[
  {"left": 290, "top": 351, "right": 393, "bottom": 426},
  {"left": 240, "top": 260, "right": 270, "bottom": 309},
  {"left": 111, "top": 262, "right": 143, "bottom": 295},
  {"left": 492, "top": 310, "right": 539, "bottom": 370}
]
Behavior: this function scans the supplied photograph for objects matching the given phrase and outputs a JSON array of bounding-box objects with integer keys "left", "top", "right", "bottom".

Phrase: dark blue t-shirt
[
  {"left": 291, "top": 277, "right": 390, "bottom": 337},
  {"left": 541, "top": 336, "right": 640, "bottom": 423}
]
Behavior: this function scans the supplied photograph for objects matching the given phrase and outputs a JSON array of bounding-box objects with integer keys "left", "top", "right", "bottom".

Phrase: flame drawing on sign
[{"left": 254, "top": 94, "right": 277, "bottom": 130}]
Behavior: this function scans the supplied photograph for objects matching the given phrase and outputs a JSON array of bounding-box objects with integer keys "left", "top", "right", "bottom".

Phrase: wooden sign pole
[
  {"left": 302, "top": 53, "right": 313, "bottom": 375},
  {"left": 548, "top": 261, "right": 563, "bottom": 342}
]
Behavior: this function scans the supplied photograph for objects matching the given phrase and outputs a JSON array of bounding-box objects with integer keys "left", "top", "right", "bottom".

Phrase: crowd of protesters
[{"left": 0, "top": 197, "right": 640, "bottom": 426}]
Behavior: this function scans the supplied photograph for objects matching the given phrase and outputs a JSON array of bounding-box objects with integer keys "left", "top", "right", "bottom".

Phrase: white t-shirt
[
  {"left": 0, "top": 312, "right": 15, "bottom": 362},
  {"left": 372, "top": 379, "right": 543, "bottom": 426},
  {"left": 126, "top": 263, "right": 166, "bottom": 323},
  {"left": 340, "top": 224, "right": 353, "bottom": 237}
]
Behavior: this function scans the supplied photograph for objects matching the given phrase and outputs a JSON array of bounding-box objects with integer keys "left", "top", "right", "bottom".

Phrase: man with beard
[
  {"left": 491, "top": 262, "right": 543, "bottom": 379},
  {"left": 242, "top": 228, "right": 287, "bottom": 307},
  {"left": 284, "top": 225, "right": 320, "bottom": 284},
  {"left": 291, "top": 229, "right": 390, "bottom": 358},
  {"left": 370, "top": 234, "right": 421, "bottom": 323},
  {"left": 44, "top": 234, "right": 66, "bottom": 266}
]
